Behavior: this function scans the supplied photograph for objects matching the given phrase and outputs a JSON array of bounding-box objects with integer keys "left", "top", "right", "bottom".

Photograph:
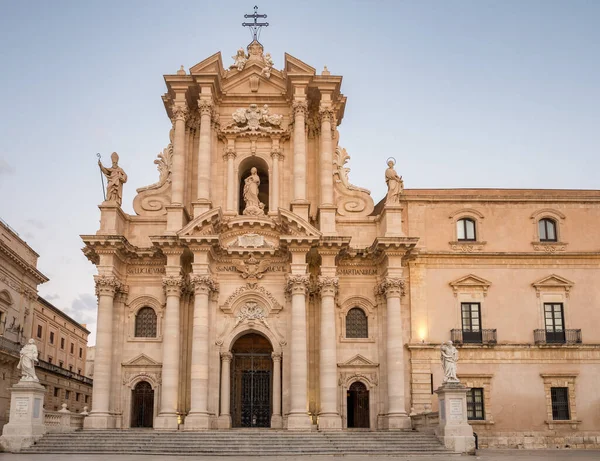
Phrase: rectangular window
[
  {"left": 59, "top": 361, "right": 64, "bottom": 368},
  {"left": 54, "top": 387, "right": 60, "bottom": 397},
  {"left": 37, "top": 325, "right": 43, "bottom": 338},
  {"left": 65, "top": 390, "right": 70, "bottom": 400},
  {"left": 69, "top": 365, "right": 73, "bottom": 372},
  {"left": 551, "top": 387, "right": 570, "bottom": 420},
  {"left": 461, "top": 303, "right": 482, "bottom": 343},
  {"left": 466, "top": 387, "right": 485, "bottom": 420},
  {"left": 70, "top": 343, "right": 74, "bottom": 354},
  {"left": 79, "top": 347, "right": 83, "bottom": 358},
  {"left": 50, "top": 331, "right": 55, "bottom": 344},
  {"left": 48, "top": 356, "right": 53, "bottom": 364},
  {"left": 60, "top": 338, "right": 65, "bottom": 349},
  {"left": 544, "top": 303, "right": 565, "bottom": 343},
  {"left": 76, "top": 393, "right": 80, "bottom": 402},
  {"left": 85, "top": 395, "right": 89, "bottom": 403}
]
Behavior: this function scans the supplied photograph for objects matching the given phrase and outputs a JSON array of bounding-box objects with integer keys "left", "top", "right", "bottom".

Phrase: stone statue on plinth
[
  {"left": 17, "top": 339, "right": 39, "bottom": 382},
  {"left": 441, "top": 340, "right": 459, "bottom": 383},
  {"left": 99, "top": 152, "right": 128, "bottom": 206},
  {"left": 230, "top": 48, "right": 248, "bottom": 71},
  {"left": 385, "top": 159, "right": 404, "bottom": 205},
  {"left": 242, "top": 167, "right": 265, "bottom": 216}
]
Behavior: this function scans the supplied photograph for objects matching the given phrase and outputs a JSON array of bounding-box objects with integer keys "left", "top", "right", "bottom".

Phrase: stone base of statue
[
  {"left": 0, "top": 381, "right": 47, "bottom": 452},
  {"left": 434, "top": 382, "right": 476, "bottom": 454},
  {"left": 381, "top": 204, "right": 404, "bottom": 237},
  {"left": 243, "top": 204, "right": 265, "bottom": 216}
]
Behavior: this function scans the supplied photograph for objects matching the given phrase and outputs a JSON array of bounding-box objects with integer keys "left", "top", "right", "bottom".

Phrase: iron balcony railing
[
  {"left": 451, "top": 329, "right": 497, "bottom": 345},
  {"left": 534, "top": 329, "right": 582, "bottom": 345},
  {"left": 36, "top": 359, "right": 93, "bottom": 386},
  {"left": 0, "top": 335, "right": 21, "bottom": 356}
]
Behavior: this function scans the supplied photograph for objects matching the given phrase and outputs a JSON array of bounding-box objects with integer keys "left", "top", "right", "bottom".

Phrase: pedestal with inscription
[
  {"left": 0, "top": 381, "right": 47, "bottom": 452},
  {"left": 434, "top": 383, "right": 475, "bottom": 454}
]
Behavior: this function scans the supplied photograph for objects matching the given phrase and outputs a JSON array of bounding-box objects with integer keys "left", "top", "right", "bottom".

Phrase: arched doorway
[
  {"left": 347, "top": 381, "right": 369, "bottom": 428},
  {"left": 231, "top": 333, "right": 273, "bottom": 427},
  {"left": 131, "top": 381, "right": 154, "bottom": 428},
  {"left": 238, "top": 157, "right": 269, "bottom": 215}
]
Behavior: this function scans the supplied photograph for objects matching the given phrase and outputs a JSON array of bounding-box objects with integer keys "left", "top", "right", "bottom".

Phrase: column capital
[
  {"left": 116, "top": 285, "right": 129, "bottom": 303},
  {"left": 190, "top": 274, "right": 218, "bottom": 295},
  {"left": 220, "top": 351, "right": 233, "bottom": 362},
  {"left": 162, "top": 275, "right": 184, "bottom": 297},
  {"left": 286, "top": 274, "right": 310, "bottom": 295},
  {"left": 270, "top": 148, "right": 283, "bottom": 160},
  {"left": 223, "top": 147, "right": 236, "bottom": 160},
  {"left": 171, "top": 104, "right": 189, "bottom": 122},
  {"left": 186, "top": 113, "right": 200, "bottom": 130},
  {"left": 271, "top": 351, "right": 282, "bottom": 362},
  {"left": 318, "top": 276, "right": 339, "bottom": 297},
  {"left": 94, "top": 275, "right": 121, "bottom": 297},
  {"left": 318, "top": 107, "right": 335, "bottom": 123},
  {"left": 292, "top": 100, "right": 308, "bottom": 117},
  {"left": 375, "top": 277, "right": 406, "bottom": 298},
  {"left": 197, "top": 98, "right": 214, "bottom": 116}
]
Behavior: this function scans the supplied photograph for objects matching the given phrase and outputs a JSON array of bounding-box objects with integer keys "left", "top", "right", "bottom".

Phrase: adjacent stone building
[{"left": 81, "top": 39, "right": 600, "bottom": 447}]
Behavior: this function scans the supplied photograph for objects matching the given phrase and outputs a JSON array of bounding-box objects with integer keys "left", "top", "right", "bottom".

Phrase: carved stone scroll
[{"left": 333, "top": 147, "right": 374, "bottom": 217}]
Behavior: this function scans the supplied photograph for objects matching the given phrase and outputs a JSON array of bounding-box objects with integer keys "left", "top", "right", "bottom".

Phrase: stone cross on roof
[{"left": 242, "top": 5, "right": 269, "bottom": 41}]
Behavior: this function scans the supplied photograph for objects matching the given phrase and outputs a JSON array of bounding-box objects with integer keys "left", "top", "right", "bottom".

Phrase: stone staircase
[{"left": 22, "top": 429, "right": 457, "bottom": 456}]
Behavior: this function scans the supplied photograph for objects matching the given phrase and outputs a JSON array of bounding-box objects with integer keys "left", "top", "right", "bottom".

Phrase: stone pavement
[{"left": 2, "top": 450, "right": 600, "bottom": 461}]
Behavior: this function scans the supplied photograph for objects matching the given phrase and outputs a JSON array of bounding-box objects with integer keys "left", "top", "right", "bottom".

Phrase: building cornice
[{"left": 0, "top": 240, "right": 48, "bottom": 284}]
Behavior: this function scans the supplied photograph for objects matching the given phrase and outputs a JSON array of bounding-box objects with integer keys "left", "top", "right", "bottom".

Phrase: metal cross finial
[{"left": 242, "top": 5, "right": 269, "bottom": 41}]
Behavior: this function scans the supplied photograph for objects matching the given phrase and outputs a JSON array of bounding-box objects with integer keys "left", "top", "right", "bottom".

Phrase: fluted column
[
  {"left": 224, "top": 147, "right": 236, "bottom": 213},
  {"left": 155, "top": 276, "right": 183, "bottom": 430},
  {"left": 170, "top": 104, "right": 188, "bottom": 205},
  {"left": 185, "top": 274, "right": 216, "bottom": 430},
  {"left": 286, "top": 275, "right": 312, "bottom": 430},
  {"left": 270, "top": 149, "right": 281, "bottom": 212},
  {"left": 377, "top": 277, "right": 411, "bottom": 430},
  {"left": 84, "top": 275, "right": 120, "bottom": 429},
  {"left": 319, "top": 108, "right": 334, "bottom": 206},
  {"left": 271, "top": 352, "right": 283, "bottom": 428},
  {"left": 195, "top": 98, "right": 213, "bottom": 216},
  {"left": 218, "top": 352, "right": 233, "bottom": 428},
  {"left": 292, "top": 100, "right": 308, "bottom": 203},
  {"left": 317, "top": 276, "right": 342, "bottom": 430}
]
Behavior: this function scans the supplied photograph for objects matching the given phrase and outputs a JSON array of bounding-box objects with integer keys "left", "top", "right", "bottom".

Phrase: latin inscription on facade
[
  {"left": 337, "top": 268, "right": 377, "bottom": 276},
  {"left": 127, "top": 267, "right": 166, "bottom": 275}
]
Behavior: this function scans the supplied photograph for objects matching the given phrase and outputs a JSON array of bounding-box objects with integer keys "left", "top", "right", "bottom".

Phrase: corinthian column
[
  {"left": 84, "top": 275, "right": 120, "bottom": 429},
  {"left": 317, "top": 276, "right": 342, "bottom": 430},
  {"left": 286, "top": 274, "right": 312, "bottom": 430},
  {"left": 319, "top": 108, "right": 334, "bottom": 206},
  {"left": 155, "top": 276, "right": 183, "bottom": 430},
  {"left": 170, "top": 104, "right": 188, "bottom": 206},
  {"left": 270, "top": 149, "right": 282, "bottom": 212},
  {"left": 195, "top": 98, "right": 213, "bottom": 216},
  {"left": 224, "top": 146, "right": 236, "bottom": 214},
  {"left": 185, "top": 274, "right": 216, "bottom": 430},
  {"left": 292, "top": 100, "right": 309, "bottom": 220},
  {"left": 377, "top": 277, "right": 411, "bottom": 430},
  {"left": 271, "top": 352, "right": 283, "bottom": 428},
  {"left": 217, "top": 352, "right": 232, "bottom": 428}
]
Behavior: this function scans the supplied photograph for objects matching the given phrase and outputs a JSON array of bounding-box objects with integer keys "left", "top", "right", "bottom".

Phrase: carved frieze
[
  {"left": 532, "top": 242, "right": 567, "bottom": 253},
  {"left": 449, "top": 241, "right": 486, "bottom": 253},
  {"left": 224, "top": 104, "right": 283, "bottom": 133}
]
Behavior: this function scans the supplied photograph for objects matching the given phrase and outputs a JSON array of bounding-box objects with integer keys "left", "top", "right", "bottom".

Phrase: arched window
[
  {"left": 457, "top": 218, "right": 476, "bottom": 241},
  {"left": 134, "top": 307, "right": 157, "bottom": 338},
  {"left": 539, "top": 218, "right": 557, "bottom": 242},
  {"left": 346, "top": 307, "right": 368, "bottom": 338}
]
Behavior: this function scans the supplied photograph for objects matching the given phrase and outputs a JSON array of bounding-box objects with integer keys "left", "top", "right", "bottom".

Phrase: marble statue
[
  {"left": 230, "top": 48, "right": 247, "bottom": 71},
  {"left": 441, "top": 340, "right": 459, "bottom": 383},
  {"left": 385, "top": 159, "right": 404, "bottom": 205},
  {"left": 17, "top": 339, "right": 39, "bottom": 382},
  {"left": 261, "top": 105, "right": 283, "bottom": 126},
  {"left": 261, "top": 53, "right": 274, "bottom": 78},
  {"left": 99, "top": 152, "right": 128, "bottom": 206},
  {"left": 242, "top": 167, "right": 265, "bottom": 216}
]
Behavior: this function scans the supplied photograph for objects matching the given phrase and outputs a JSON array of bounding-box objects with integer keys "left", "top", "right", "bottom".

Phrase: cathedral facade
[{"left": 81, "top": 40, "right": 600, "bottom": 447}]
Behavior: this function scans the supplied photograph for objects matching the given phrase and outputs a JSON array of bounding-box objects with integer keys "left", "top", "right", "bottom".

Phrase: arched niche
[{"left": 238, "top": 156, "right": 269, "bottom": 215}]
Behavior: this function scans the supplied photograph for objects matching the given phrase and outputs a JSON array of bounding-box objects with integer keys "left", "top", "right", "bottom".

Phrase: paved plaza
[{"left": 2, "top": 450, "right": 600, "bottom": 461}]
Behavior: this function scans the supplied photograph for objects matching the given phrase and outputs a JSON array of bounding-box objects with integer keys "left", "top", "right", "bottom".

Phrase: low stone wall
[
  {"left": 477, "top": 432, "right": 600, "bottom": 450},
  {"left": 410, "top": 412, "right": 439, "bottom": 432},
  {"left": 44, "top": 404, "right": 87, "bottom": 433}
]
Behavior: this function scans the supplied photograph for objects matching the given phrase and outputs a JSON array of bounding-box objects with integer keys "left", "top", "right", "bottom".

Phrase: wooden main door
[
  {"left": 231, "top": 333, "right": 273, "bottom": 428},
  {"left": 347, "top": 381, "right": 370, "bottom": 428},
  {"left": 131, "top": 381, "right": 154, "bottom": 428}
]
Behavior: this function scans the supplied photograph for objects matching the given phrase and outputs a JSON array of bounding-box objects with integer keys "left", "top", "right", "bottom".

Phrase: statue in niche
[
  {"left": 17, "top": 339, "right": 39, "bottom": 382},
  {"left": 441, "top": 341, "right": 459, "bottom": 383},
  {"left": 99, "top": 151, "right": 128, "bottom": 206},
  {"left": 243, "top": 167, "right": 265, "bottom": 216},
  {"left": 230, "top": 48, "right": 248, "bottom": 71},
  {"left": 384, "top": 159, "right": 404, "bottom": 205}
]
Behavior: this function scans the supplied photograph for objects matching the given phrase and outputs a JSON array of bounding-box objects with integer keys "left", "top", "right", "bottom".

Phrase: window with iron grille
[
  {"left": 466, "top": 387, "right": 485, "bottom": 420},
  {"left": 457, "top": 218, "right": 476, "bottom": 241},
  {"left": 551, "top": 387, "right": 570, "bottom": 420},
  {"left": 346, "top": 307, "right": 368, "bottom": 338},
  {"left": 135, "top": 307, "right": 158, "bottom": 338},
  {"left": 539, "top": 218, "right": 557, "bottom": 242}
]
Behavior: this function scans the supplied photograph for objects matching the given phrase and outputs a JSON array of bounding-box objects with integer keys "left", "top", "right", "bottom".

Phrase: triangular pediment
[
  {"left": 189, "top": 52, "right": 225, "bottom": 76},
  {"left": 278, "top": 208, "right": 321, "bottom": 240},
  {"left": 222, "top": 67, "right": 287, "bottom": 96},
  {"left": 284, "top": 53, "right": 316, "bottom": 75},
  {"left": 449, "top": 274, "right": 492, "bottom": 295},
  {"left": 338, "top": 354, "right": 378, "bottom": 368},
  {"left": 532, "top": 274, "right": 574, "bottom": 291},
  {"left": 178, "top": 208, "right": 223, "bottom": 238},
  {"left": 123, "top": 353, "right": 161, "bottom": 367}
]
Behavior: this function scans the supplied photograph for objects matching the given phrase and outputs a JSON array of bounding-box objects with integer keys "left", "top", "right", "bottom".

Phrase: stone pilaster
[
  {"left": 270, "top": 148, "right": 282, "bottom": 213},
  {"left": 224, "top": 144, "right": 236, "bottom": 214},
  {"left": 376, "top": 277, "right": 411, "bottom": 430},
  {"left": 84, "top": 275, "right": 120, "bottom": 429},
  {"left": 185, "top": 274, "right": 217, "bottom": 430},
  {"left": 217, "top": 352, "right": 233, "bottom": 429},
  {"left": 271, "top": 352, "right": 283, "bottom": 428},
  {"left": 318, "top": 107, "right": 337, "bottom": 235},
  {"left": 194, "top": 98, "right": 214, "bottom": 216},
  {"left": 285, "top": 274, "right": 312, "bottom": 430},
  {"left": 167, "top": 103, "right": 189, "bottom": 233},
  {"left": 291, "top": 100, "right": 309, "bottom": 221}
]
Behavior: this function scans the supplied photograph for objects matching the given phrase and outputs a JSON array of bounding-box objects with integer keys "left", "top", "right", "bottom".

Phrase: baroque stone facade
[{"left": 81, "top": 40, "right": 600, "bottom": 446}]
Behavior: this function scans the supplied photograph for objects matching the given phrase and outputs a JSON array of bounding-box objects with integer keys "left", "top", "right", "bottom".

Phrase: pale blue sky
[{"left": 1, "top": 1, "right": 598, "bottom": 343}]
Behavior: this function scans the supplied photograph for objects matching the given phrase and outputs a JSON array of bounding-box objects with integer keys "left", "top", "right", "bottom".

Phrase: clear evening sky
[{"left": 0, "top": 1, "right": 598, "bottom": 344}]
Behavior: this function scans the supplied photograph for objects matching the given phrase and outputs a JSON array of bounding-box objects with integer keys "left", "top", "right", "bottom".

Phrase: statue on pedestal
[
  {"left": 99, "top": 152, "right": 128, "bottom": 206},
  {"left": 385, "top": 159, "right": 404, "bottom": 205},
  {"left": 17, "top": 339, "right": 39, "bottom": 382},
  {"left": 230, "top": 48, "right": 248, "bottom": 71},
  {"left": 441, "top": 340, "right": 459, "bottom": 383},
  {"left": 243, "top": 167, "right": 265, "bottom": 216}
]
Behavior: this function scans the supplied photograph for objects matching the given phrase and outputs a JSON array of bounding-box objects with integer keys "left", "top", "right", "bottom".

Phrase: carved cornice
[
  {"left": 171, "top": 104, "right": 188, "bottom": 122},
  {"left": 94, "top": 275, "right": 121, "bottom": 297},
  {"left": 318, "top": 276, "right": 339, "bottom": 297},
  {"left": 0, "top": 240, "right": 48, "bottom": 284},
  {"left": 285, "top": 274, "right": 310, "bottom": 295},
  {"left": 292, "top": 100, "right": 308, "bottom": 117},
  {"left": 198, "top": 99, "right": 214, "bottom": 117},
  {"left": 375, "top": 277, "right": 406, "bottom": 298},
  {"left": 190, "top": 274, "right": 217, "bottom": 295},
  {"left": 162, "top": 275, "right": 184, "bottom": 297}
]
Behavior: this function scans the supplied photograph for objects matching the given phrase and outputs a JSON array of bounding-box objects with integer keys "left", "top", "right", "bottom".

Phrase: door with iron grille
[
  {"left": 231, "top": 333, "right": 273, "bottom": 427},
  {"left": 347, "top": 381, "right": 370, "bottom": 428},
  {"left": 131, "top": 381, "right": 154, "bottom": 428}
]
